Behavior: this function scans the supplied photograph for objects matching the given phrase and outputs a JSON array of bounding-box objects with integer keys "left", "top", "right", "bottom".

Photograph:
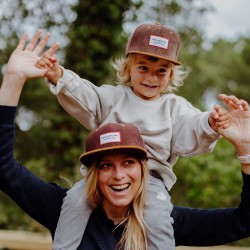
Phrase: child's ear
[{"left": 170, "top": 67, "right": 174, "bottom": 80}]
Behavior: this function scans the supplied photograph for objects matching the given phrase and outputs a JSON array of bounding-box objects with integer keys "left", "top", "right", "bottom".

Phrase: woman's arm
[
  {"left": 0, "top": 30, "right": 62, "bottom": 235},
  {"left": 0, "top": 106, "right": 67, "bottom": 235},
  {"left": 173, "top": 98, "right": 250, "bottom": 246},
  {"left": 173, "top": 171, "right": 250, "bottom": 246}
]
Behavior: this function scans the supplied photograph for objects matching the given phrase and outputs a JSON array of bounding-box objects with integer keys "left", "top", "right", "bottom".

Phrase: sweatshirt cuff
[
  {"left": 48, "top": 67, "right": 72, "bottom": 95},
  {"left": 0, "top": 105, "right": 17, "bottom": 125}
]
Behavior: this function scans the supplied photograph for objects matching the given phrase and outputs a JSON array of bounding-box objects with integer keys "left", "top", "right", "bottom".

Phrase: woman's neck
[{"left": 103, "top": 204, "right": 129, "bottom": 225}]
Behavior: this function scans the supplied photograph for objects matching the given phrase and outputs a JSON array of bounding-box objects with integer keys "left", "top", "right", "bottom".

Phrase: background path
[
  {"left": 0, "top": 230, "right": 249, "bottom": 250},
  {"left": 178, "top": 247, "right": 249, "bottom": 250}
]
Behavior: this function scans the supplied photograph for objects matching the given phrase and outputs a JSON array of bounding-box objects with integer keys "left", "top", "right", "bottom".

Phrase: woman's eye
[
  {"left": 99, "top": 163, "right": 112, "bottom": 169},
  {"left": 124, "top": 160, "right": 135, "bottom": 166}
]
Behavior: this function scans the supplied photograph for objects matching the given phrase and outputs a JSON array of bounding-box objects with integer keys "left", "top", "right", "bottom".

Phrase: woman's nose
[{"left": 112, "top": 166, "right": 125, "bottom": 180}]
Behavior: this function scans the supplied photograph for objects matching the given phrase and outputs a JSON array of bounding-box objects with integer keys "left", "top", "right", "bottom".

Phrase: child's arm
[
  {"left": 36, "top": 50, "right": 116, "bottom": 130},
  {"left": 36, "top": 53, "right": 63, "bottom": 85},
  {"left": 171, "top": 94, "right": 246, "bottom": 157}
]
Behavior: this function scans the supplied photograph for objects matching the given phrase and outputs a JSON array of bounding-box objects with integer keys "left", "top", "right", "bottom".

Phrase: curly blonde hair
[
  {"left": 85, "top": 158, "right": 149, "bottom": 250},
  {"left": 112, "top": 53, "right": 190, "bottom": 93}
]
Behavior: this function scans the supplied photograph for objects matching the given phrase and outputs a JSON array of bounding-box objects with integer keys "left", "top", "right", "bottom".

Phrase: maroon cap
[
  {"left": 80, "top": 123, "right": 148, "bottom": 167},
  {"left": 126, "top": 23, "right": 181, "bottom": 65}
]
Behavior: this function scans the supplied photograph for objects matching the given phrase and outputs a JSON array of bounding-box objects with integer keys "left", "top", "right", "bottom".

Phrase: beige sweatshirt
[{"left": 49, "top": 68, "right": 220, "bottom": 190}]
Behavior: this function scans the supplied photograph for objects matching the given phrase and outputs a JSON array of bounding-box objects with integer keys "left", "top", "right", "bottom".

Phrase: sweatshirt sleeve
[
  {"left": 0, "top": 106, "right": 67, "bottom": 235},
  {"left": 172, "top": 172, "right": 250, "bottom": 246},
  {"left": 48, "top": 68, "right": 115, "bottom": 130},
  {"left": 170, "top": 96, "right": 220, "bottom": 156}
]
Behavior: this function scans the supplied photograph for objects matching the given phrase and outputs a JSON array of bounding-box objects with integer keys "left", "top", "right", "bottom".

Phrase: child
[{"left": 36, "top": 23, "right": 221, "bottom": 249}]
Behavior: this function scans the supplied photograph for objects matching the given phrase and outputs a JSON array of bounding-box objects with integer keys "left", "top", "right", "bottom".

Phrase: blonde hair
[
  {"left": 85, "top": 158, "right": 149, "bottom": 250},
  {"left": 112, "top": 53, "right": 191, "bottom": 93}
]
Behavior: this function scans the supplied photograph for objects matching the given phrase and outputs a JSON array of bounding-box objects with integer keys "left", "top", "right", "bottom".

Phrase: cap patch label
[
  {"left": 100, "top": 132, "right": 121, "bottom": 145},
  {"left": 149, "top": 35, "right": 169, "bottom": 49}
]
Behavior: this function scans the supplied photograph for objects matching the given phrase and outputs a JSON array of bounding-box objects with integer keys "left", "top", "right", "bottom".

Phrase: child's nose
[{"left": 147, "top": 72, "right": 157, "bottom": 82}]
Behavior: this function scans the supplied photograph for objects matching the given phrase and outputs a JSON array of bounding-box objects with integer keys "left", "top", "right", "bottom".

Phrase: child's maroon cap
[{"left": 126, "top": 23, "right": 181, "bottom": 65}]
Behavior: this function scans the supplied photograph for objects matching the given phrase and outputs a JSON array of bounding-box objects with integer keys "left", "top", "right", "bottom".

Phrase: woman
[{"left": 0, "top": 31, "right": 249, "bottom": 249}]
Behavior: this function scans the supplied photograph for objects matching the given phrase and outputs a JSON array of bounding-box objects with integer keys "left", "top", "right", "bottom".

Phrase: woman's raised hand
[{"left": 5, "top": 30, "right": 59, "bottom": 81}]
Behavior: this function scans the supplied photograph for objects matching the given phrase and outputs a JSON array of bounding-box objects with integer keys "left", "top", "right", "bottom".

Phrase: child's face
[{"left": 130, "top": 54, "right": 172, "bottom": 100}]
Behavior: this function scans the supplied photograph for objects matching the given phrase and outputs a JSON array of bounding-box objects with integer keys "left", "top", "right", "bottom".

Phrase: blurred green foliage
[{"left": 0, "top": 0, "right": 249, "bottom": 246}]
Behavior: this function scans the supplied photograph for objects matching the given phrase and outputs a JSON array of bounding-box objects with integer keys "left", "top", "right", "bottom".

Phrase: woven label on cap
[
  {"left": 149, "top": 35, "right": 169, "bottom": 49},
  {"left": 100, "top": 132, "right": 121, "bottom": 145}
]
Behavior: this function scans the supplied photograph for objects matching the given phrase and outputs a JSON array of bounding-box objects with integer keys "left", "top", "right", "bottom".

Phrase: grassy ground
[
  {"left": 177, "top": 247, "right": 250, "bottom": 250},
  {"left": 0, "top": 230, "right": 249, "bottom": 250}
]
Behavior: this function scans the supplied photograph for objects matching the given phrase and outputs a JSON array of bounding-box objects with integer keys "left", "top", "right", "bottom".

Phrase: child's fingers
[
  {"left": 218, "top": 123, "right": 231, "bottom": 129},
  {"left": 210, "top": 110, "right": 218, "bottom": 120},
  {"left": 216, "top": 113, "right": 233, "bottom": 128},
  {"left": 35, "top": 62, "right": 44, "bottom": 69},
  {"left": 213, "top": 105, "right": 228, "bottom": 116},
  {"left": 35, "top": 56, "right": 53, "bottom": 68},
  {"left": 41, "top": 50, "right": 58, "bottom": 63},
  {"left": 216, "top": 114, "right": 231, "bottom": 122}
]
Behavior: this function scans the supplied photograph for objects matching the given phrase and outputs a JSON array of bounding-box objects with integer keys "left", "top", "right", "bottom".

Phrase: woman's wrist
[
  {"left": 242, "top": 165, "right": 250, "bottom": 175},
  {"left": 238, "top": 154, "right": 250, "bottom": 175},
  {"left": 0, "top": 73, "right": 25, "bottom": 106},
  {"left": 3, "top": 72, "right": 26, "bottom": 85},
  {"left": 234, "top": 141, "right": 250, "bottom": 156},
  {"left": 234, "top": 142, "right": 250, "bottom": 175}
]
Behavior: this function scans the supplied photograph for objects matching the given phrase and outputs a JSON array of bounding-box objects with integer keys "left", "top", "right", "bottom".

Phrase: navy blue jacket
[{"left": 0, "top": 106, "right": 249, "bottom": 249}]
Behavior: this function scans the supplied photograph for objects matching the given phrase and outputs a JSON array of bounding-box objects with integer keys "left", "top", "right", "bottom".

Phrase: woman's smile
[{"left": 98, "top": 153, "right": 142, "bottom": 212}]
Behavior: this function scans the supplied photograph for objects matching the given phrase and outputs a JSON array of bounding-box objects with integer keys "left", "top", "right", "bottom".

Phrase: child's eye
[
  {"left": 138, "top": 66, "right": 147, "bottom": 71},
  {"left": 158, "top": 68, "right": 168, "bottom": 73}
]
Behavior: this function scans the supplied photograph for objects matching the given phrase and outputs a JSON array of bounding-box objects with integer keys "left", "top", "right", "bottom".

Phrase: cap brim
[
  {"left": 80, "top": 146, "right": 148, "bottom": 167},
  {"left": 128, "top": 51, "right": 181, "bottom": 65}
]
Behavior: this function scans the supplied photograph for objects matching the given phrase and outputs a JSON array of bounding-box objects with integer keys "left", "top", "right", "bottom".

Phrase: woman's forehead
[{"left": 99, "top": 152, "right": 138, "bottom": 161}]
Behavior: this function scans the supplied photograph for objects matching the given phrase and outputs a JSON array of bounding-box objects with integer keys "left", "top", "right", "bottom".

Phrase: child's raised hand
[
  {"left": 208, "top": 104, "right": 233, "bottom": 132},
  {"left": 213, "top": 105, "right": 232, "bottom": 130},
  {"left": 208, "top": 111, "right": 219, "bottom": 132},
  {"left": 36, "top": 53, "right": 62, "bottom": 85}
]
